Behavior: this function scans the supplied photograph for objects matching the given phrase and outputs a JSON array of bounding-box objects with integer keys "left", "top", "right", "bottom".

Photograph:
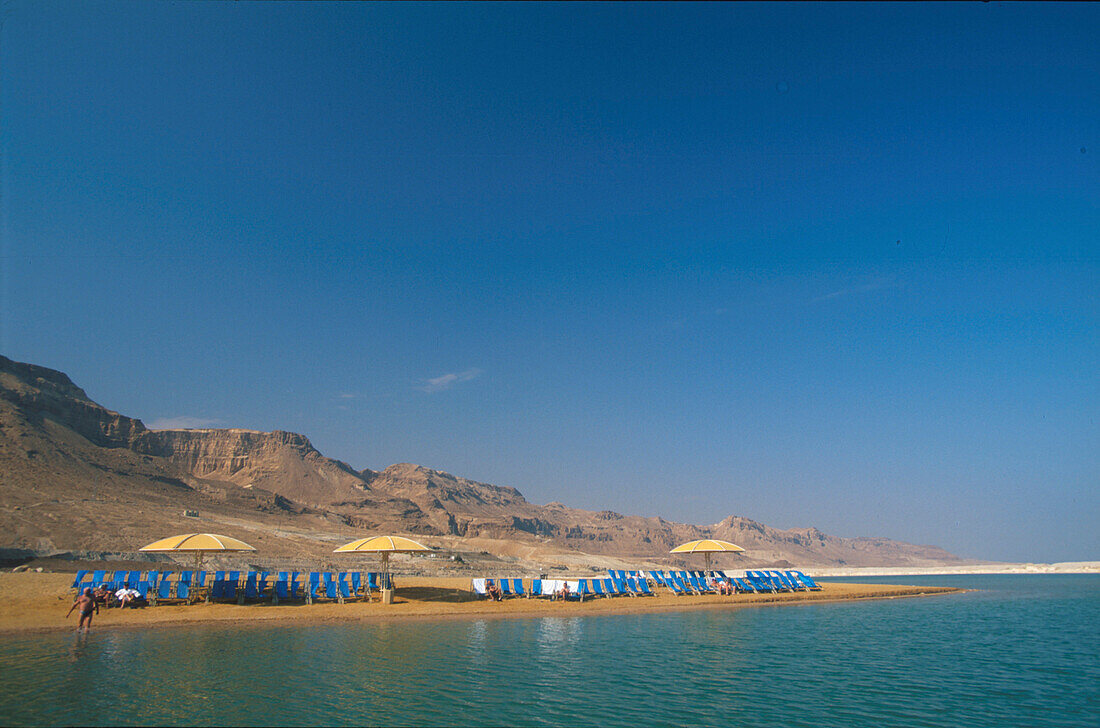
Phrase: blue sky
[{"left": 2, "top": 2, "right": 1097, "bottom": 562}]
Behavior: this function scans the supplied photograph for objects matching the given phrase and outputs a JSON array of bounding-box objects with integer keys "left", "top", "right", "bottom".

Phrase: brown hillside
[{"left": 0, "top": 355, "right": 963, "bottom": 570}]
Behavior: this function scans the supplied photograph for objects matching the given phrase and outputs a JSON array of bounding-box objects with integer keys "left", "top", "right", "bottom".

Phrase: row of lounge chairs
[
  {"left": 71, "top": 569, "right": 390, "bottom": 605},
  {"left": 644, "top": 569, "right": 822, "bottom": 594},
  {"left": 472, "top": 576, "right": 656, "bottom": 600},
  {"left": 472, "top": 569, "right": 822, "bottom": 601}
]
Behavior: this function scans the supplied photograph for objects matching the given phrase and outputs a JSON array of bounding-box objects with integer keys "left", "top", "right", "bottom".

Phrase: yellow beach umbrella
[
  {"left": 333, "top": 535, "right": 430, "bottom": 591},
  {"left": 669, "top": 538, "right": 745, "bottom": 572},
  {"left": 139, "top": 533, "right": 256, "bottom": 569}
]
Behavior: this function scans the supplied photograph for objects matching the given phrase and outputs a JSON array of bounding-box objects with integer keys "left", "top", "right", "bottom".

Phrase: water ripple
[{"left": 0, "top": 575, "right": 1097, "bottom": 727}]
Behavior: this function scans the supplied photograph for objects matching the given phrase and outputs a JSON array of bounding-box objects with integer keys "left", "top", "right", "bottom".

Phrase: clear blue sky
[{"left": 2, "top": 2, "right": 1097, "bottom": 563}]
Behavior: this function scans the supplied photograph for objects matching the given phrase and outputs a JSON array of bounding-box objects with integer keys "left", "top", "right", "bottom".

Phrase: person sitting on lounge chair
[
  {"left": 92, "top": 584, "right": 111, "bottom": 606},
  {"left": 485, "top": 579, "right": 503, "bottom": 602},
  {"left": 560, "top": 581, "right": 570, "bottom": 601},
  {"left": 115, "top": 587, "right": 142, "bottom": 609}
]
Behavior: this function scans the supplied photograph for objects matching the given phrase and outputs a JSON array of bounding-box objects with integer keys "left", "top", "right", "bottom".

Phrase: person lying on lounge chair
[{"left": 485, "top": 579, "right": 503, "bottom": 602}]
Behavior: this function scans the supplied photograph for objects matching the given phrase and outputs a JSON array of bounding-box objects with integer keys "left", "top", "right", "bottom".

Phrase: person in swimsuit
[{"left": 67, "top": 587, "right": 99, "bottom": 631}]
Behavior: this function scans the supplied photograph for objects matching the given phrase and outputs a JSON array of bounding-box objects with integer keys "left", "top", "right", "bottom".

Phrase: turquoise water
[{"left": 0, "top": 575, "right": 1096, "bottom": 727}]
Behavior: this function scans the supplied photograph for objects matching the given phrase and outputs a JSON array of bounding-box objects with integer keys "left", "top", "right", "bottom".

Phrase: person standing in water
[{"left": 67, "top": 587, "right": 98, "bottom": 631}]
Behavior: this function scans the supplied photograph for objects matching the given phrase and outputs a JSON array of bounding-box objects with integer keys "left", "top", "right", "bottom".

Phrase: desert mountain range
[{"left": 0, "top": 355, "right": 963, "bottom": 571}]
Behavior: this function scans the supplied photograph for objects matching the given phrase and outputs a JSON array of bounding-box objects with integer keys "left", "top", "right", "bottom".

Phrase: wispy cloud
[
  {"left": 336, "top": 392, "right": 358, "bottom": 399},
  {"left": 146, "top": 416, "right": 223, "bottom": 430},
  {"left": 420, "top": 369, "right": 482, "bottom": 393},
  {"left": 812, "top": 279, "right": 898, "bottom": 303}
]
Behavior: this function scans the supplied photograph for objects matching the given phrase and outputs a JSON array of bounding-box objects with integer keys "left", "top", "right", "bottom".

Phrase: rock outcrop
[
  {"left": 134, "top": 428, "right": 370, "bottom": 510},
  {"left": 0, "top": 354, "right": 965, "bottom": 567}
]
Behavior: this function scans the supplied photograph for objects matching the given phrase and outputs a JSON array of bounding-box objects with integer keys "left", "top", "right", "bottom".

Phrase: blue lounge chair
[
  {"left": 591, "top": 580, "right": 606, "bottom": 597},
  {"left": 531, "top": 579, "right": 544, "bottom": 597},
  {"left": 684, "top": 573, "right": 707, "bottom": 594},
  {"left": 337, "top": 572, "right": 357, "bottom": 601},
  {"left": 746, "top": 571, "right": 782, "bottom": 592},
  {"left": 684, "top": 573, "right": 706, "bottom": 594},
  {"left": 741, "top": 571, "right": 769, "bottom": 592},
  {"left": 670, "top": 573, "right": 693, "bottom": 594},
  {"left": 210, "top": 571, "right": 226, "bottom": 599},
  {"left": 125, "top": 570, "right": 141, "bottom": 588},
  {"left": 757, "top": 571, "right": 791, "bottom": 591},
  {"left": 89, "top": 570, "right": 106, "bottom": 588},
  {"left": 575, "top": 579, "right": 592, "bottom": 601},
  {"left": 70, "top": 570, "right": 89, "bottom": 589},
  {"left": 765, "top": 570, "right": 800, "bottom": 591},
  {"left": 211, "top": 570, "right": 240, "bottom": 601},
  {"left": 685, "top": 574, "right": 707, "bottom": 593},
  {"left": 146, "top": 570, "right": 160, "bottom": 587},
  {"left": 104, "top": 570, "right": 124, "bottom": 590},
  {"left": 289, "top": 572, "right": 301, "bottom": 599},
  {"left": 338, "top": 580, "right": 352, "bottom": 601},
  {"left": 243, "top": 572, "right": 260, "bottom": 600},
  {"left": 788, "top": 570, "right": 822, "bottom": 590},
  {"left": 153, "top": 575, "right": 189, "bottom": 605},
  {"left": 629, "top": 577, "right": 655, "bottom": 596},
  {"left": 304, "top": 572, "right": 322, "bottom": 603},
  {"left": 325, "top": 574, "right": 341, "bottom": 602},
  {"left": 272, "top": 573, "right": 300, "bottom": 603},
  {"left": 666, "top": 575, "right": 690, "bottom": 595},
  {"left": 350, "top": 572, "right": 362, "bottom": 595},
  {"left": 499, "top": 579, "right": 514, "bottom": 597},
  {"left": 729, "top": 577, "right": 753, "bottom": 593},
  {"left": 510, "top": 578, "right": 525, "bottom": 597},
  {"left": 156, "top": 577, "right": 173, "bottom": 602}
]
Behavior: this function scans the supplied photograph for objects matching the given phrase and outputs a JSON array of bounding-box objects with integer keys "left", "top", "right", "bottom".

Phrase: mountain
[{"left": 0, "top": 355, "right": 963, "bottom": 569}]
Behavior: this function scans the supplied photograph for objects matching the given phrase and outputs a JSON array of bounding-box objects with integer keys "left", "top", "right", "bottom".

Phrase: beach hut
[
  {"left": 333, "top": 535, "right": 431, "bottom": 604},
  {"left": 669, "top": 538, "right": 745, "bottom": 572},
  {"left": 139, "top": 533, "right": 256, "bottom": 569}
]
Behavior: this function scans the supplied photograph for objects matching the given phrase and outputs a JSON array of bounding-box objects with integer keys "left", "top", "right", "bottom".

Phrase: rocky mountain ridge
[{"left": 0, "top": 355, "right": 963, "bottom": 568}]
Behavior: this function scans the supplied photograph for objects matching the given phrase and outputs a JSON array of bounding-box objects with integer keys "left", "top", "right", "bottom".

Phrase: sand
[{"left": 0, "top": 573, "right": 961, "bottom": 634}]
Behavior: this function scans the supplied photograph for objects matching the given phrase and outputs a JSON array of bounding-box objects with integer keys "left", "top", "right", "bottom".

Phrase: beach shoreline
[
  {"left": 813, "top": 561, "right": 1100, "bottom": 577},
  {"left": 0, "top": 573, "right": 961, "bottom": 635}
]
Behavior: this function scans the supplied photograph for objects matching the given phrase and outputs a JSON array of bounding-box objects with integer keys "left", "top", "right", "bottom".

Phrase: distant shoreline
[
  {"left": 814, "top": 561, "right": 1100, "bottom": 577},
  {"left": 0, "top": 573, "right": 962, "bottom": 636}
]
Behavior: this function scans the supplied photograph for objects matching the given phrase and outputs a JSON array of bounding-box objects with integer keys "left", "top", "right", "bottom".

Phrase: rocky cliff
[
  {"left": 0, "top": 354, "right": 964, "bottom": 567},
  {"left": 0, "top": 356, "right": 147, "bottom": 448},
  {"left": 134, "top": 428, "right": 371, "bottom": 510}
]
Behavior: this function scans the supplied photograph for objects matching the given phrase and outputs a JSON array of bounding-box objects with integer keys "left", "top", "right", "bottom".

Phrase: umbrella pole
[{"left": 705, "top": 552, "right": 712, "bottom": 573}]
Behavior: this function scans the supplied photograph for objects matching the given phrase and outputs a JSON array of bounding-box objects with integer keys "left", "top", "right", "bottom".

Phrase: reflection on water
[{"left": 1, "top": 575, "right": 1097, "bottom": 727}]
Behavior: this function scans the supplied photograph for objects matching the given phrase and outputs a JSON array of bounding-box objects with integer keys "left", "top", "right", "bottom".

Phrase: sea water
[{"left": 0, "top": 574, "right": 1096, "bottom": 727}]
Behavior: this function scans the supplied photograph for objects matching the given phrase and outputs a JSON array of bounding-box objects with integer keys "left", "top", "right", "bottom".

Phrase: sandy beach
[{"left": 0, "top": 573, "right": 960, "bottom": 634}]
